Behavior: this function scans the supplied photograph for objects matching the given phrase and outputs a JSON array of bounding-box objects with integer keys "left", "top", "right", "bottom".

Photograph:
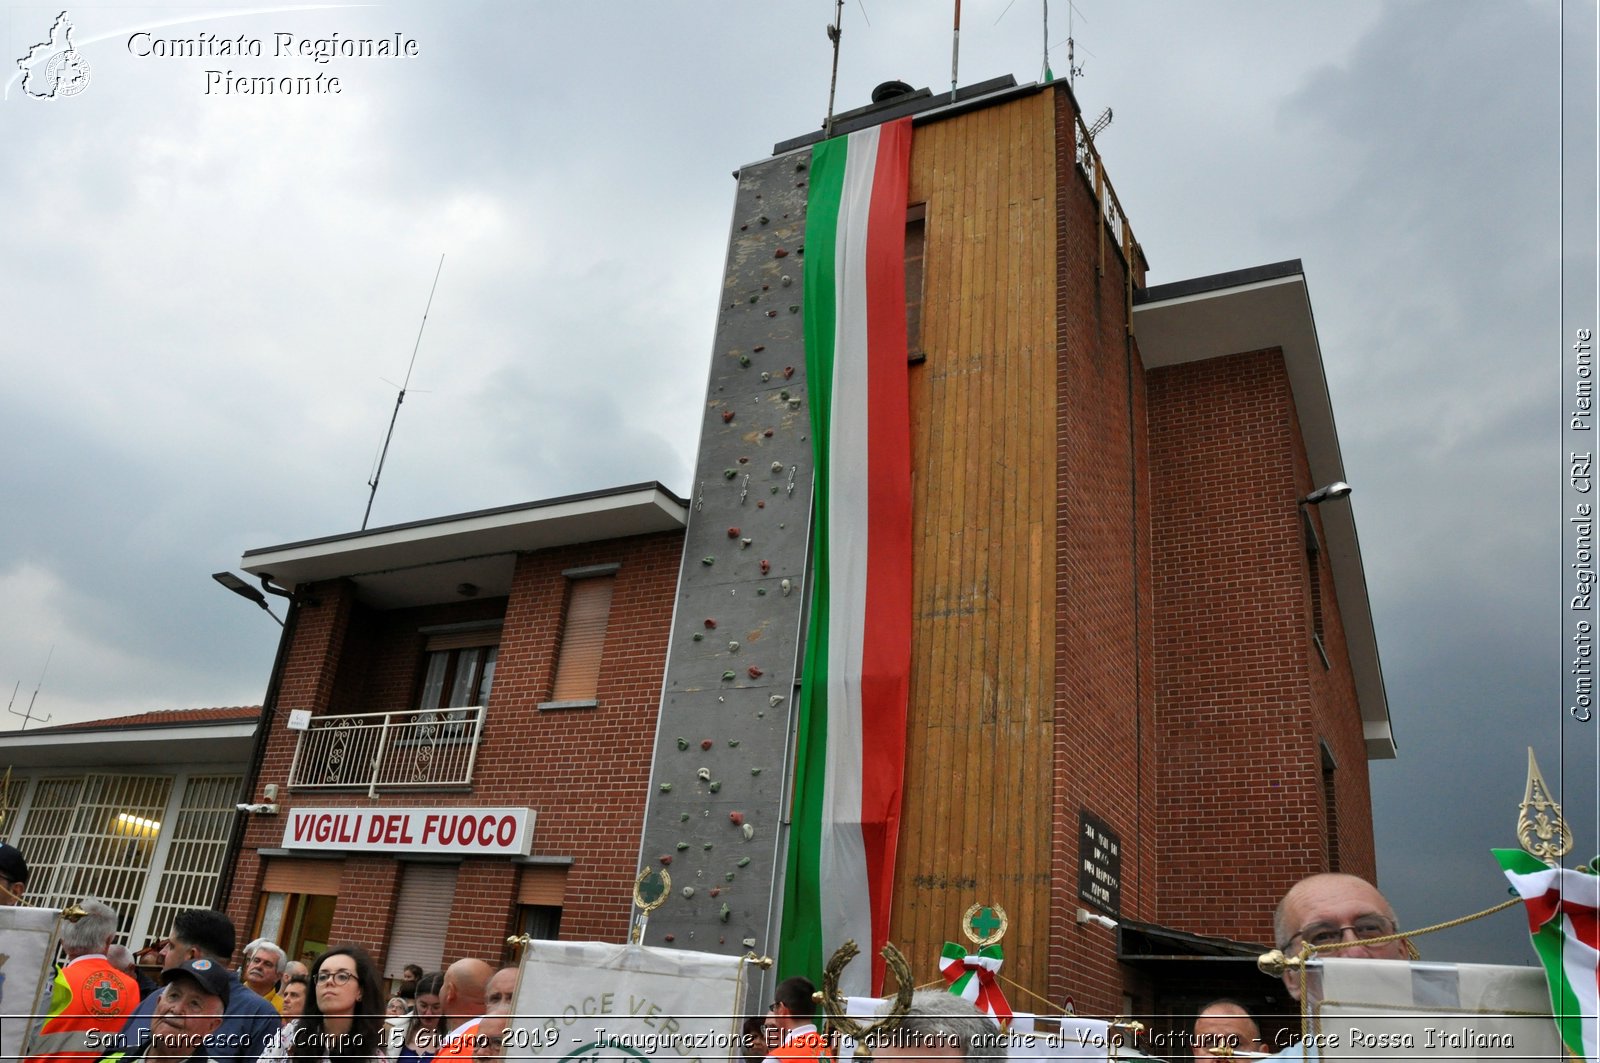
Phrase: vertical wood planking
[{"left": 893, "top": 90, "right": 1056, "bottom": 998}]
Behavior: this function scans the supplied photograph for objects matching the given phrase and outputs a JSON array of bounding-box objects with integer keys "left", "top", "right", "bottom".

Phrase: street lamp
[{"left": 212, "top": 571, "right": 284, "bottom": 626}]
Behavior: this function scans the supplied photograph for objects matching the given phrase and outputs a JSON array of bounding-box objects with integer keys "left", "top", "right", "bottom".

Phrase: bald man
[
  {"left": 1191, "top": 1001, "right": 1266, "bottom": 1061},
  {"left": 431, "top": 962, "right": 510, "bottom": 1063},
  {"left": 1267, "top": 873, "right": 1410, "bottom": 1058}
]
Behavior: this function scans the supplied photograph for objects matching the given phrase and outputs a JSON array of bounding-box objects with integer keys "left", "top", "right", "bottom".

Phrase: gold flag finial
[{"left": 1517, "top": 747, "right": 1571, "bottom": 865}]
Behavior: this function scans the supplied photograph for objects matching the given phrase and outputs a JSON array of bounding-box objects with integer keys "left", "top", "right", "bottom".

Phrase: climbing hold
[
  {"left": 779, "top": 391, "right": 790, "bottom": 401},
  {"left": 729, "top": 641, "right": 740, "bottom": 652},
  {"left": 751, "top": 767, "right": 762, "bottom": 776},
  {"left": 697, "top": 767, "right": 711, "bottom": 781},
  {"left": 771, "top": 461, "right": 783, "bottom": 473},
  {"left": 760, "top": 371, "right": 771, "bottom": 382},
  {"left": 665, "top": 934, "right": 676, "bottom": 942},
  {"left": 723, "top": 469, "right": 737, "bottom": 479},
  {"left": 783, "top": 366, "right": 795, "bottom": 378},
  {"left": 708, "top": 780, "right": 722, "bottom": 793},
  {"left": 720, "top": 903, "right": 732, "bottom": 923},
  {"left": 743, "top": 938, "right": 757, "bottom": 949},
  {"left": 677, "top": 841, "right": 689, "bottom": 850},
  {"left": 710, "top": 886, "right": 722, "bottom": 897},
  {"left": 740, "top": 537, "right": 752, "bottom": 548},
  {"left": 756, "top": 588, "right": 766, "bottom": 596},
  {"left": 742, "top": 823, "right": 755, "bottom": 840},
  {"left": 722, "top": 670, "right": 735, "bottom": 681},
  {"left": 759, "top": 560, "right": 771, "bottom": 575},
  {"left": 676, "top": 737, "right": 689, "bottom": 750},
  {"left": 660, "top": 854, "right": 673, "bottom": 865},
  {"left": 702, "top": 556, "right": 716, "bottom": 566},
  {"left": 739, "top": 354, "right": 751, "bottom": 367},
  {"left": 701, "top": 739, "right": 714, "bottom": 751},
  {"left": 763, "top": 428, "right": 774, "bottom": 438},
  {"left": 738, "top": 857, "right": 752, "bottom": 868},
  {"left": 781, "top": 579, "right": 792, "bottom": 596},
  {"left": 729, "top": 811, "right": 744, "bottom": 825},
  {"left": 705, "top": 618, "right": 717, "bottom": 629},
  {"left": 753, "top": 345, "right": 765, "bottom": 353},
  {"left": 680, "top": 812, "right": 690, "bottom": 822},
  {"left": 759, "top": 216, "right": 770, "bottom": 225},
  {"left": 728, "top": 739, "right": 740, "bottom": 748},
  {"left": 747, "top": 666, "right": 764, "bottom": 679},
  {"left": 789, "top": 305, "right": 800, "bottom": 314},
  {"left": 683, "top": 886, "right": 695, "bottom": 898},
  {"left": 757, "top": 500, "right": 766, "bottom": 508},
  {"left": 692, "top": 632, "right": 704, "bottom": 641},
  {"left": 774, "top": 248, "right": 788, "bottom": 258},
  {"left": 769, "top": 694, "right": 786, "bottom": 706},
  {"left": 722, "top": 410, "right": 735, "bottom": 423},
  {"left": 660, "top": 783, "right": 674, "bottom": 792},
  {"left": 789, "top": 399, "right": 801, "bottom": 410},
  {"left": 765, "top": 310, "right": 777, "bottom": 318},
  {"left": 738, "top": 456, "right": 749, "bottom": 464},
  {"left": 704, "top": 842, "right": 714, "bottom": 850},
  {"left": 728, "top": 527, "right": 740, "bottom": 538},
  {"left": 781, "top": 275, "right": 793, "bottom": 287}
]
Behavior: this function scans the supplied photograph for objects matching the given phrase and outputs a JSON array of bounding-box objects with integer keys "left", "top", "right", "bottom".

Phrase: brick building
[{"left": 219, "top": 74, "right": 1389, "bottom": 1030}]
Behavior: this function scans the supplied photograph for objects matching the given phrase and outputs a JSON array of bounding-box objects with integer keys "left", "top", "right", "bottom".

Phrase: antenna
[
  {"left": 362, "top": 254, "right": 445, "bottom": 531},
  {"left": 1086, "top": 106, "right": 1113, "bottom": 139},
  {"left": 1042, "top": 0, "right": 1052, "bottom": 82},
  {"left": 950, "top": 0, "right": 961, "bottom": 101},
  {"left": 1066, "top": 0, "right": 1086, "bottom": 89},
  {"left": 8, "top": 646, "right": 54, "bottom": 731},
  {"left": 823, "top": 0, "right": 844, "bottom": 137}
]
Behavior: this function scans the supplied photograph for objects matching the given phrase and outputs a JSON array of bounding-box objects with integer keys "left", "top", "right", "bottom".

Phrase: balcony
[{"left": 287, "top": 706, "right": 486, "bottom": 794}]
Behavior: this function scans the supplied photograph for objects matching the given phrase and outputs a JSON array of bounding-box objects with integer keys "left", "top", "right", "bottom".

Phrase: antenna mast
[
  {"left": 362, "top": 254, "right": 445, "bottom": 531},
  {"left": 950, "top": 0, "right": 961, "bottom": 101},
  {"left": 1067, "top": 0, "right": 1085, "bottom": 90},
  {"left": 823, "top": 0, "right": 844, "bottom": 137},
  {"left": 8, "top": 646, "right": 54, "bottom": 731}
]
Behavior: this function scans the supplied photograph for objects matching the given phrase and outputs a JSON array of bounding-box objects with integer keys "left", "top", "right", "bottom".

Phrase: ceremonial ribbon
[{"left": 939, "top": 942, "right": 1014, "bottom": 1027}]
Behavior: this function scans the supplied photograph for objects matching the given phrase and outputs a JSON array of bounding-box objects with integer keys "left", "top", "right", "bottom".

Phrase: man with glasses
[
  {"left": 761, "top": 977, "right": 829, "bottom": 1063},
  {"left": 1265, "top": 873, "right": 1410, "bottom": 1058},
  {"left": 115, "top": 910, "right": 279, "bottom": 1063}
]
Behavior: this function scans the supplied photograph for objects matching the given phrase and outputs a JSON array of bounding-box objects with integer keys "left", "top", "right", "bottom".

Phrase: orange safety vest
[
  {"left": 24, "top": 954, "right": 139, "bottom": 1063},
  {"left": 429, "top": 1017, "right": 482, "bottom": 1063},
  {"left": 769, "top": 1027, "right": 832, "bottom": 1063}
]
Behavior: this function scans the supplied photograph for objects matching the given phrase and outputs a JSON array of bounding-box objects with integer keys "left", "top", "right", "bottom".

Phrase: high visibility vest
[
  {"left": 768, "top": 1027, "right": 832, "bottom": 1063},
  {"left": 24, "top": 955, "right": 139, "bottom": 1063}
]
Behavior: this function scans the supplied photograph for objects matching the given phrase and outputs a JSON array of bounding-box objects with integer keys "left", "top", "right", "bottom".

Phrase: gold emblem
[
  {"left": 1517, "top": 748, "right": 1571, "bottom": 865},
  {"left": 961, "top": 903, "right": 1008, "bottom": 947}
]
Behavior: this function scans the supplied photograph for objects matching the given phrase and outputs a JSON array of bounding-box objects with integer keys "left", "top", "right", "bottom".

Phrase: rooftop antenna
[
  {"left": 362, "top": 254, "right": 445, "bottom": 531},
  {"left": 1042, "top": 0, "right": 1052, "bottom": 82},
  {"left": 823, "top": 0, "right": 844, "bottom": 137},
  {"left": 949, "top": 0, "right": 961, "bottom": 101},
  {"left": 1066, "top": 0, "right": 1086, "bottom": 90},
  {"left": 8, "top": 645, "right": 54, "bottom": 731}
]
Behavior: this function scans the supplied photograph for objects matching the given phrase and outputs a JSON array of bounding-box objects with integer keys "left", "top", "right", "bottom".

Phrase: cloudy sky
[{"left": 2, "top": 1, "right": 1595, "bottom": 967}]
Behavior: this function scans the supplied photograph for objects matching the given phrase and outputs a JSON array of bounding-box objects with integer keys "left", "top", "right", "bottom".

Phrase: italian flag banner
[
  {"left": 1494, "top": 847, "right": 1600, "bottom": 1062},
  {"left": 779, "top": 116, "right": 914, "bottom": 997}
]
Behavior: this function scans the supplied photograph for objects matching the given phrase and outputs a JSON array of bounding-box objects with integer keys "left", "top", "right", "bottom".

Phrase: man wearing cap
[
  {"left": 97, "top": 959, "right": 230, "bottom": 1063},
  {"left": 116, "top": 910, "right": 279, "bottom": 1063},
  {"left": 25, "top": 899, "right": 140, "bottom": 1063},
  {"left": 0, "top": 841, "right": 29, "bottom": 904}
]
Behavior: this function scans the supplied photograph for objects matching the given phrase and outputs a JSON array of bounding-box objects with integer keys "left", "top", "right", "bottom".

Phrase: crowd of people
[{"left": 3, "top": 830, "right": 1413, "bottom": 1063}]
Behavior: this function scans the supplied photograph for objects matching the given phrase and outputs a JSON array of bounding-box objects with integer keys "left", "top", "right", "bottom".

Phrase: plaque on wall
[{"left": 1077, "top": 809, "right": 1122, "bottom": 915}]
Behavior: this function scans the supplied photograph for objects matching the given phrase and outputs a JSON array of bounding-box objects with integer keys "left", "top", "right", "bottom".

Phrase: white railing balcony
[{"left": 287, "top": 706, "right": 486, "bottom": 794}]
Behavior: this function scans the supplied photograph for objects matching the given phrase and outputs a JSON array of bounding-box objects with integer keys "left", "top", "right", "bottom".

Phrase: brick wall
[
  {"left": 231, "top": 529, "right": 683, "bottom": 966},
  {"left": 1049, "top": 81, "right": 1158, "bottom": 1016},
  {"left": 1147, "top": 347, "right": 1373, "bottom": 946}
]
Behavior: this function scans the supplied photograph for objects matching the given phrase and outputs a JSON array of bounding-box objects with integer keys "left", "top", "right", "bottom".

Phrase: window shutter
[
  {"left": 517, "top": 865, "right": 568, "bottom": 907},
  {"left": 551, "top": 577, "right": 614, "bottom": 702},
  {"left": 261, "top": 858, "right": 344, "bottom": 896},
  {"left": 385, "top": 863, "right": 458, "bottom": 978},
  {"left": 425, "top": 629, "right": 502, "bottom": 653}
]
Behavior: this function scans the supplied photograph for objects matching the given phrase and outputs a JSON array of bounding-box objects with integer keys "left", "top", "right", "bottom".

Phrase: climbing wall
[{"left": 635, "top": 147, "right": 815, "bottom": 961}]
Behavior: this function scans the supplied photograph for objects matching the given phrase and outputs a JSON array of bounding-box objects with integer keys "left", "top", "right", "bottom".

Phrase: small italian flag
[
  {"left": 778, "top": 116, "right": 915, "bottom": 996},
  {"left": 1494, "top": 848, "right": 1600, "bottom": 1062}
]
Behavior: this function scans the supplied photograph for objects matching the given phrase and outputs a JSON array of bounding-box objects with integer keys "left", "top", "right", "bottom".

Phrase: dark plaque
[{"left": 1077, "top": 809, "right": 1122, "bottom": 915}]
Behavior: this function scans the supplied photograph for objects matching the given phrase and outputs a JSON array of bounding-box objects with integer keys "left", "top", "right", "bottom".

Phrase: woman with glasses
[
  {"left": 390, "top": 971, "right": 445, "bottom": 1063},
  {"left": 261, "top": 945, "right": 389, "bottom": 1062}
]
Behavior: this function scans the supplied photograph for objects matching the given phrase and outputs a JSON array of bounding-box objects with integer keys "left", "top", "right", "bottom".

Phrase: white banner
[
  {"left": 1310, "top": 957, "right": 1567, "bottom": 1060},
  {"left": 504, "top": 941, "right": 753, "bottom": 1063},
  {"left": 0, "top": 906, "right": 64, "bottom": 1062},
  {"left": 281, "top": 806, "right": 533, "bottom": 855},
  {"left": 841, "top": 996, "right": 1151, "bottom": 1062}
]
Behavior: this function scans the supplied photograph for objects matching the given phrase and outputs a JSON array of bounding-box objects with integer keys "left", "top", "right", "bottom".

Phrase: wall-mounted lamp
[
  {"left": 1075, "top": 907, "right": 1118, "bottom": 930},
  {"left": 212, "top": 571, "right": 285, "bottom": 627},
  {"left": 1300, "top": 481, "right": 1352, "bottom": 507}
]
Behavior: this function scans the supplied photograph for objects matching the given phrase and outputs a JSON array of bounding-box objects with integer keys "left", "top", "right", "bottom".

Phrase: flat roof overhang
[
  {"left": 1133, "top": 261, "right": 1395, "bottom": 759},
  {"left": 5, "top": 719, "right": 258, "bottom": 770},
  {"left": 241, "top": 482, "right": 689, "bottom": 609}
]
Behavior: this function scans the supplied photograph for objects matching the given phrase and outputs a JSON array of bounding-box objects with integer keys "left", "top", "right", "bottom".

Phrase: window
[
  {"left": 1321, "top": 742, "right": 1340, "bottom": 873},
  {"left": 414, "top": 624, "right": 500, "bottom": 740},
  {"left": 543, "top": 566, "right": 618, "bottom": 709},
  {"left": 905, "top": 204, "right": 926, "bottom": 361},
  {"left": 386, "top": 863, "right": 458, "bottom": 978}
]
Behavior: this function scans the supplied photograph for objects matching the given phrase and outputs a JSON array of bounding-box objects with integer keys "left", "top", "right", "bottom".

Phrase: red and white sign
[{"left": 281, "top": 807, "right": 534, "bottom": 856}]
